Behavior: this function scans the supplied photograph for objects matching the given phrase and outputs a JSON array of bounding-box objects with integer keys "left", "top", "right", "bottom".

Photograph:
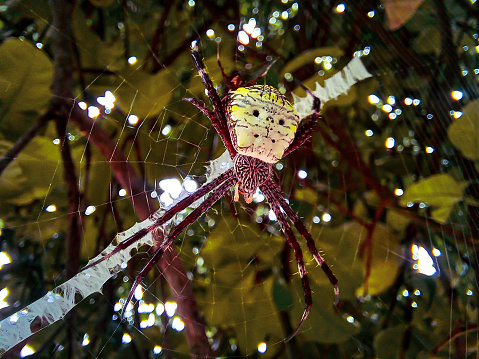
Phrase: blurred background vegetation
[{"left": 0, "top": 0, "right": 478, "bottom": 358}]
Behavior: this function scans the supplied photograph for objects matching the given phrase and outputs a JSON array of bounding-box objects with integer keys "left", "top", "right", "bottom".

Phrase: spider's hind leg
[
  {"left": 265, "top": 191, "right": 312, "bottom": 341},
  {"left": 265, "top": 181, "right": 339, "bottom": 305}
]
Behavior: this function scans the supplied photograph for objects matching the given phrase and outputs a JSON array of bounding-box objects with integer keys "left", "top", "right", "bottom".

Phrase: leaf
[
  {"left": 430, "top": 206, "right": 454, "bottom": 224},
  {"left": 273, "top": 278, "right": 294, "bottom": 311},
  {"left": 281, "top": 47, "right": 344, "bottom": 77},
  {"left": 198, "top": 272, "right": 285, "bottom": 357},
  {"left": 382, "top": 0, "right": 426, "bottom": 30},
  {"left": 0, "top": 39, "right": 53, "bottom": 139},
  {"left": 0, "top": 137, "right": 64, "bottom": 205},
  {"left": 373, "top": 324, "right": 408, "bottom": 359},
  {"left": 307, "top": 222, "right": 365, "bottom": 301},
  {"left": 200, "top": 217, "right": 281, "bottom": 269},
  {"left": 290, "top": 281, "right": 360, "bottom": 344},
  {"left": 412, "top": 25, "right": 441, "bottom": 55},
  {"left": 351, "top": 222, "right": 403, "bottom": 296},
  {"left": 116, "top": 67, "right": 176, "bottom": 119},
  {"left": 72, "top": 6, "right": 124, "bottom": 69},
  {"left": 186, "top": 54, "right": 235, "bottom": 96},
  {"left": 89, "top": 0, "right": 115, "bottom": 7},
  {"left": 399, "top": 174, "right": 467, "bottom": 210},
  {"left": 1, "top": 0, "right": 51, "bottom": 22},
  {"left": 0, "top": 152, "right": 28, "bottom": 200},
  {"left": 448, "top": 99, "right": 479, "bottom": 160},
  {"left": 386, "top": 209, "right": 411, "bottom": 235}
]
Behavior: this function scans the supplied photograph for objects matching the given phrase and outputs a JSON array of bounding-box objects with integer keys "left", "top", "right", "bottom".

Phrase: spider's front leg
[
  {"left": 184, "top": 41, "right": 237, "bottom": 157},
  {"left": 122, "top": 174, "right": 237, "bottom": 316},
  {"left": 81, "top": 169, "right": 235, "bottom": 272}
]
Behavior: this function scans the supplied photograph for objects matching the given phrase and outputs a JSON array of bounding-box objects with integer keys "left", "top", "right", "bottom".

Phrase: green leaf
[
  {"left": 448, "top": 99, "right": 479, "bottom": 160},
  {"left": 198, "top": 272, "right": 285, "bottom": 357},
  {"left": 374, "top": 324, "right": 429, "bottom": 359},
  {"left": 306, "top": 222, "right": 365, "bottom": 301},
  {"left": 0, "top": 137, "right": 64, "bottom": 205},
  {"left": 0, "top": 150, "right": 29, "bottom": 201},
  {"left": 273, "top": 278, "right": 294, "bottom": 311},
  {"left": 72, "top": 6, "right": 124, "bottom": 71},
  {"left": 200, "top": 217, "right": 281, "bottom": 269},
  {"left": 386, "top": 209, "right": 411, "bottom": 235},
  {"left": 186, "top": 54, "right": 236, "bottom": 96},
  {"left": 116, "top": 67, "right": 176, "bottom": 119},
  {"left": 290, "top": 281, "right": 360, "bottom": 344},
  {"left": 430, "top": 206, "right": 454, "bottom": 224},
  {"left": 0, "top": 39, "right": 53, "bottom": 139},
  {"left": 89, "top": 0, "right": 115, "bottom": 7},
  {"left": 412, "top": 26, "right": 441, "bottom": 55},
  {"left": 1, "top": 0, "right": 51, "bottom": 22},
  {"left": 399, "top": 174, "right": 467, "bottom": 206},
  {"left": 373, "top": 324, "right": 408, "bottom": 359},
  {"left": 399, "top": 174, "right": 467, "bottom": 220}
]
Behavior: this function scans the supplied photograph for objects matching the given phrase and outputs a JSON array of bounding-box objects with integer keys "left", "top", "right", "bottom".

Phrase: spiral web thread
[{"left": 0, "top": 57, "right": 370, "bottom": 355}]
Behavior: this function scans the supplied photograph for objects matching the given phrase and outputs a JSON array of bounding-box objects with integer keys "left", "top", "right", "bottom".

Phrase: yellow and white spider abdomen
[{"left": 225, "top": 85, "right": 300, "bottom": 164}]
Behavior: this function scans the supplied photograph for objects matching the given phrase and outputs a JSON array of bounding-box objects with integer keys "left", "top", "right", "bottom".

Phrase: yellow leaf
[
  {"left": 281, "top": 47, "right": 344, "bottom": 77},
  {"left": 431, "top": 206, "right": 454, "bottom": 224},
  {"left": 350, "top": 222, "right": 402, "bottom": 296},
  {"left": 89, "top": 0, "right": 115, "bottom": 7},
  {"left": 448, "top": 99, "right": 479, "bottom": 160},
  {"left": 116, "top": 67, "right": 176, "bottom": 118},
  {"left": 386, "top": 209, "right": 411, "bottom": 236},
  {"left": 0, "top": 39, "right": 53, "bottom": 138}
]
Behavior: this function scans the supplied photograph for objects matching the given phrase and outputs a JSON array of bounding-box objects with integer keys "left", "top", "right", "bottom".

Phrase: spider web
[{"left": 0, "top": 1, "right": 478, "bottom": 359}]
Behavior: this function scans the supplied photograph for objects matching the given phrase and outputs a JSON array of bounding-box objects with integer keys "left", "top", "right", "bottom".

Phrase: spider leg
[
  {"left": 216, "top": 47, "right": 232, "bottom": 88},
  {"left": 189, "top": 41, "right": 237, "bottom": 157},
  {"left": 283, "top": 83, "right": 322, "bottom": 158},
  {"left": 242, "top": 59, "right": 278, "bottom": 87},
  {"left": 81, "top": 168, "right": 235, "bottom": 272},
  {"left": 282, "top": 112, "right": 319, "bottom": 158},
  {"left": 183, "top": 97, "right": 214, "bottom": 119},
  {"left": 122, "top": 174, "right": 237, "bottom": 317},
  {"left": 262, "top": 186, "right": 312, "bottom": 341},
  {"left": 264, "top": 181, "right": 339, "bottom": 304}
]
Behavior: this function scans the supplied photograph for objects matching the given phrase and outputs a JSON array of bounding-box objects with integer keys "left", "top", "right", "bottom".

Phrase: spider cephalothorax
[
  {"left": 233, "top": 154, "right": 272, "bottom": 203},
  {"left": 83, "top": 41, "right": 339, "bottom": 342}
]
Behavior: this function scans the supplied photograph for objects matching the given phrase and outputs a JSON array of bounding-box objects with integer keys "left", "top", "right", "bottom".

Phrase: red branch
[{"left": 432, "top": 324, "right": 479, "bottom": 355}]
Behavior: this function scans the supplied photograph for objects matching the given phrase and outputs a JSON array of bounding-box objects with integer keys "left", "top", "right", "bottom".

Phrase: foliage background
[{"left": 0, "top": 0, "right": 478, "bottom": 358}]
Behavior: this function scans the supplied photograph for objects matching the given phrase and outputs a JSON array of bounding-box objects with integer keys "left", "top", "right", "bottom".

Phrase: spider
[{"left": 83, "top": 41, "right": 338, "bottom": 339}]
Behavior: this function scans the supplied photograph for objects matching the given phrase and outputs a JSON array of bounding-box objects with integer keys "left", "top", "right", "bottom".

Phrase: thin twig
[
  {"left": 148, "top": 1, "right": 174, "bottom": 68},
  {"left": 0, "top": 112, "right": 52, "bottom": 176}
]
